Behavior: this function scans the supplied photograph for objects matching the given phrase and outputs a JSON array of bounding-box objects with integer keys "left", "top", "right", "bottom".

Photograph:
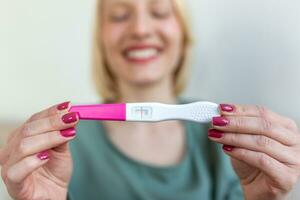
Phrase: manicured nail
[
  {"left": 220, "top": 104, "right": 235, "bottom": 112},
  {"left": 60, "top": 128, "right": 76, "bottom": 137},
  {"left": 223, "top": 145, "right": 234, "bottom": 152},
  {"left": 208, "top": 129, "right": 224, "bottom": 138},
  {"left": 213, "top": 117, "right": 229, "bottom": 126},
  {"left": 62, "top": 112, "right": 78, "bottom": 124},
  {"left": 37, "top": 151, "right": 49, "bottom": 160},
  {"left": 57, "top": 101, "right": 70, "bottom": 111}
]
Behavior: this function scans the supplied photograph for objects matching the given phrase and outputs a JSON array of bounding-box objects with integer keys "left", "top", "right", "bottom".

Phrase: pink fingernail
[
  {"left": 60, "top": 128, "right": 76, "bottom": 137},
  {"left": 37, "top": 151, "right": 49, "bottom": 160},
  {"left": 208, "top": 129, "right": 224, "bottom": 138},
  {"left": 220, "top": 104, "right": 235, "bottom": 112},
  {"left": 223, "top": 145, "right": 235, "bottom": 152},
  {"left": 57, "top": 101, "right": 70, "bottom": 111},
  {"left": 213, "top": 117, "right": 229, "bottom": 126},
  {"left": 62, "top": 112, "right": 78, "bottom": 124}
]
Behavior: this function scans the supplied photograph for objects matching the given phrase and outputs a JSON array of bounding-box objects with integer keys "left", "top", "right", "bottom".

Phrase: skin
[
  {"left": 0, "top": 103, "right": 78, "bottom": 200},
  {"left": 210, "top": 105, "right": 300, "bottom": 200},
  {"left": 0, "top": 0, "right": 299, "bottom": 199},
  {"left": 100, "top": 0, "right": 186, "bottom": 167},
  {"left": 101, "top": 0, "right": 184, "bottom": 103}
]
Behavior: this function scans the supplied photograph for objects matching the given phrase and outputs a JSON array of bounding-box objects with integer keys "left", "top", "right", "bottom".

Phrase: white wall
[
  {"left": 0, "top": 0, "right": 299, "bottom": 123},
  {"left": 0, "top": 0, "right": 98, "bottom": 122},
  {"left": 1, "top": 0, "right": 300, "bottom": 199},
  {"left": 184, "top": 0, "right": 300, "bottom": 123}
]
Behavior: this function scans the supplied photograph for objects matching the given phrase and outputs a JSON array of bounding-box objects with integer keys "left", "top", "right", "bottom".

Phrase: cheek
[
  {"left": 102, "top": 24, "right": 127, "bottom": 75},
  {"left": 158, "top": 19, "right": 184, "bottom": 71},
  {"left": 102, "top": 25, "right": 124, "bottom": 53},
  {"left": 160, "top": 18, "right": 183, "bottom": 47}
]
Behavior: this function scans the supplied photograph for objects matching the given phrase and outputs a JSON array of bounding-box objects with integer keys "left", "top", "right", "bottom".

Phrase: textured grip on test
[{"left": 189, "top": 102, "right": 220, "bottom": 123}]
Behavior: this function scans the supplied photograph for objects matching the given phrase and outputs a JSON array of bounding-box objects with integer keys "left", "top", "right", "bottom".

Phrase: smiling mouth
[{"left": 123, "top": 46, "right": 162, "bottom": 64}]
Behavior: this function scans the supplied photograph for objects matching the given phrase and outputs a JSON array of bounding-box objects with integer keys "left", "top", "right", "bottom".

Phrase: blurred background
[{"left": 1, "top": 0, "right": 299, "bottom": 199}]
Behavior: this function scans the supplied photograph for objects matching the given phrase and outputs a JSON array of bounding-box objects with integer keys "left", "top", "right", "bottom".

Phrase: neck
[
  {"left": 116, "top": 78, "right": 178, "bottom": 104},
  {"left": 102, "top": 77, "right": 184, "bottom": 140},
  {"left": 101, "top": 79, "right": 186, "bottom": 167}
]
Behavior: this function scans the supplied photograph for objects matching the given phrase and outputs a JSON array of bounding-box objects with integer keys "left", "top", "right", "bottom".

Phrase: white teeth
[{"left": 126, "top": 48, "right": 159, "bottom": 59}]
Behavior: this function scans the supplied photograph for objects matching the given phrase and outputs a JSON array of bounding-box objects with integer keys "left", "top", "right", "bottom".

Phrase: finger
[
  {"left": 5, "top": 151, "right": 50, "bottom": 184},
  {"left": 0, "top": 128, "right": 23, "bottom": 165},
  {"left": 229, "top": 157, "right": 256, "bottom": 182},
  {"left": 1, "top": 102, "right": 73, "bottom": 164},
  {"left": 9, "top": 128, "right": 76, "bottom": 165},
  {"left": 21, "top": 112, "right": 79, "bottom": 138},
  {"left": 222, "top": 146, "right": 297, "bottom": 191},
  {"left": 2, "top": 115, "right": 76, "bottom": 166},
  {"left": 6, "top": 102, "right": 70, "bottom": 146},
  {"left": 212, "top": 116, "right": 298, "bottom": 146},
  {"left": 6, "top": 127, "right": 22, "bottom": 144},
  {"left": 26, "top": 101, "right": 71, "bottom": 123},
  {"left": 208, "top": 129, "right": 296, "bottom": 164},
  {"left": 220, "top": 104, "right": 298, "bottom": 131},
  {"left": 0, "top": 148, "right": 5, "bottom": 165},
  {"left": 53, "top": 142, "right": 69, "bottom": 153}
]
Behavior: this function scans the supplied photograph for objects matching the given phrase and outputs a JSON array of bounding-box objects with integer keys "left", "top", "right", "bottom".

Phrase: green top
[{"left": 68, "top": 100, "right": 243, "bottom": 200}]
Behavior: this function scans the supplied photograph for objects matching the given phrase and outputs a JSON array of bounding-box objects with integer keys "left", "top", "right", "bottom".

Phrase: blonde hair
[{"left": 92, "top": 0, "right": 193, "bottom": 102}]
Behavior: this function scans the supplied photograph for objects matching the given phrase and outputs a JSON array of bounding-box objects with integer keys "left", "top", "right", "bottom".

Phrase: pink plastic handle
[{"left": 69, "top": 104, "right": 126, "bottom": 121}]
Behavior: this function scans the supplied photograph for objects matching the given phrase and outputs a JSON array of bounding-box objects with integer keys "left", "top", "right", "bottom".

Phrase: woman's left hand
[{"left": 208, "top": 104, "right": 300, "bottom": 200}]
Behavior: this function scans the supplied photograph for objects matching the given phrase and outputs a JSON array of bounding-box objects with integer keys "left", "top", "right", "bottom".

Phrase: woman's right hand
[{"left": 0, "top": 102, "right": 79, "bottom": 200}]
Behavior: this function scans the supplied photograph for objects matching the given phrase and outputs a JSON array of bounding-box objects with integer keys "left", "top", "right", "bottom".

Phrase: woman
[{"left": 1, "top": 0, "right": 299, "bottom": 199}]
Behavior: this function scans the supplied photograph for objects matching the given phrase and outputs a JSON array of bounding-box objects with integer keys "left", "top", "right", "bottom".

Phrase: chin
[
  {"left": 128, "top": 74, "right": 165, "bottom": 86},
  {"left": 131, "top": 77, "right": 160, "bottom": 85}
]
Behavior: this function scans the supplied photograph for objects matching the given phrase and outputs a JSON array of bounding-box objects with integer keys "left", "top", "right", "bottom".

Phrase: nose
[{"left": 130, "top": 12, "right": 152, "bottom": 40}]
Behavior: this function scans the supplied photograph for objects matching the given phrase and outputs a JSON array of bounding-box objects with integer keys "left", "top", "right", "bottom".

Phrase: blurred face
[{"left": 101, "top": 0, "right": 184, "bottom": 87}]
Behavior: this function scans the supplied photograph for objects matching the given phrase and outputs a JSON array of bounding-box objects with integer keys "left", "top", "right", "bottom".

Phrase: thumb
[
  {"left": 53, "top": 142, "right": 70, "bottom": 153},
  {"left": 230, "top": 157, "right": 257, "bottom": 181}
]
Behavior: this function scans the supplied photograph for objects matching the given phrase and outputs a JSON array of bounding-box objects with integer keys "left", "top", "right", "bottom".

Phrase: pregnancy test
[{"left": 69, "top": 101, "right": 220, "bottom": 123}]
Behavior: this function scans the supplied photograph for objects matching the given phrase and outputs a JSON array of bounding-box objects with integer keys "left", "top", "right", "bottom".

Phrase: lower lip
[{"left": 124, "top": 54, "right": 160, "bottom": 65}]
